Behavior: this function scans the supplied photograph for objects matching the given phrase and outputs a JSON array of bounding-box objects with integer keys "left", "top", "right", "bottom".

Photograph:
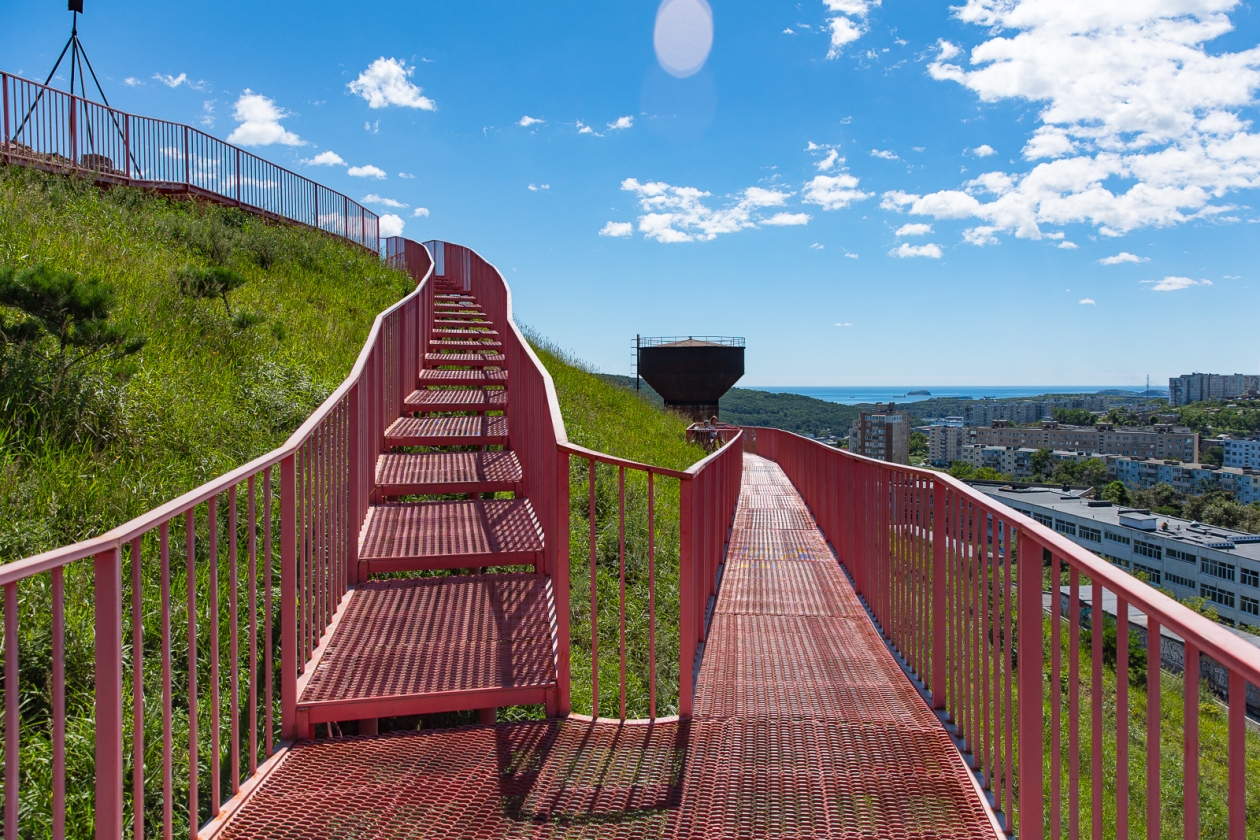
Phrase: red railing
[
  {"left": 0, "top": 242, "right": 430, "bottom": 838},
  {"left": 1, "top": 72, "right": 379, "bottom": 252},
  {"left": 744, "top": 426, "right": 1260, "bottom": 839}
]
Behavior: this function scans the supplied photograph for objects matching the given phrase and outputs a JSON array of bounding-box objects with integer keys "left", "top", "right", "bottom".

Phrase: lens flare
[{"left": 654, "top": 0, "right": 713, "bottom": 79}]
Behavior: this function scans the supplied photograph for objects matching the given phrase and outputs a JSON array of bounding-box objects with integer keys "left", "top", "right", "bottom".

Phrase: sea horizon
[{"left": 739, "top": 385, "right": 1168, "bottom": 407}]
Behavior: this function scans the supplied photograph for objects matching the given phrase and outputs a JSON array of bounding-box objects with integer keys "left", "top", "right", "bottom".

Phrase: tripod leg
[{"left": 11, "top": 34, "right": 74, "bottom": 140}]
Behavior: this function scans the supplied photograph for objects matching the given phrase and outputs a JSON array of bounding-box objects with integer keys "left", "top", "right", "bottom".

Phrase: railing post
[
  {"left": 1016, "top": 535, "right": 1045, "bottom": 839},
  {"left": 931, "top": 479, "right": 947, "bottom": 709},
  {"left": 94, "top": 547, "right": 124, "bottom": 840},
  {"left": 69, "top": 93, "right": 78, "bottom": 169},
  {"left": 346, "top": 383, "right": 361, "bottom": 586},
  {"left": 554, "top": 451, "right": 571, "bottom": 715},
  {"left": 279, "top": 453, "right": 297, "bottom": 740},
  {"left": 679, "top": 477, "right": 695, "bottom": 719},
  {"left": 235, "top": 147, "right": 241, "bottom": 206},
  {"left": 123, "top": 113, "right": 131, "bottom": 181},
  {"left": 182, "top": 124, "right": 190, "bottom": 188},
  {"left": 3, "top": 74, "right": 10, "bottom": 166}
]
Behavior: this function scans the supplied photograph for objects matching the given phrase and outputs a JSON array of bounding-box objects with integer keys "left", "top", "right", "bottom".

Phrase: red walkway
[{"left": 216, "top": 455, "right": 996, "bottom": 839}]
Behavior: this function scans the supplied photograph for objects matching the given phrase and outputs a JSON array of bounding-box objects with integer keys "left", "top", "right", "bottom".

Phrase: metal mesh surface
[
  {"left": 300, "top": 575, "right": 555, "bottom": 703},
  {"left": 219, "top": 455, "right": 995, "bottom": 839},
  {"left": 425, "top": 353, "right": 506, "bottom": 364},
  {"left": 376, "top": 451, "right": 522, "bottom": 489},
  {"left": 417, "top": 369, "right": 509, "bottom": 384},
  {"left": 404, "top": 388, "right": 508, "bottom": 410},
  {"left": 385, "top": 415, "right": 510, "bottom": 444},
  {"left": 360, "top": 499, "right": 544, "bottom": 562}
]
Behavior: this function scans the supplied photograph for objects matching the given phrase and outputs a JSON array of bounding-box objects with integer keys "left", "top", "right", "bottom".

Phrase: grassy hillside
[
  {"left": 0, "top": 165, "right": 410, "bottom": 561},
  {"left": 532, "top": 338, "right": 707, "bottom": 719}
]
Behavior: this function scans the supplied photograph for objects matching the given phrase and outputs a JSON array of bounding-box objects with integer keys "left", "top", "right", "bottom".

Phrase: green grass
[
  {"left": 0, "top": 165, "right": 410, "bottom": 838},
  {"left": 530, "top": 337, "right": 708, "bottom": 719}
]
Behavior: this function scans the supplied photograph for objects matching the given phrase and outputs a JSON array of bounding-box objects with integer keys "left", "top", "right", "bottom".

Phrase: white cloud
[
  {"left": 226, "top": 91, "right": 304, "bottom": 147},
  {"left": 398, "top": 172, "right": 416, "bottom": 179},
  {"left": 845, "top": 251, "right": 860, "bottom": 259},
  {"left": 827, "top": 16, "right": 866, "bottom": 56},
  {"left": 804, "top": 173, "right": 872, "bottom": 211},
  {"left": 1079, "top": 298, "right": 1096, "bottom": 305},
  {"left": 348, "top": 164, "right": 387, "bottom": 179},
  {"left": 835, "top": 321, "right": 854, "bottom": 327},
  {"left": 379, "top": 214, "right": 405, "bottom": 238},
  {"left": 576, "top": 120, "right": 597, "bottom": 135},
  {"left": 825, "top": 0, "right": 878, "bottom": 13},
  {"left": 971, "top": 144, "right": 997, "bottom": 157},
  {"left": 528, "top": 183, "right": 550, "bottom": 192},
  {"left": 600, "top": 221, "right": 635, "bottom": 237},
  {"left": 518, "top": 115, "right": 545, "bottom": 127},
  {"left": 763, "top": 212, "right": 812, "bottom": 226},
  {"left": 1098, "top": 251, "right": 1149, "bottom": 265},
  {"left": 348, "top": 57, "right": 436, "bottom": 110},
  {"left": 412, "top": 207, "right": 430, "bottom": 217},
  {"left": 153, "top": 72, "right": 206, "bottom": 91},
  {"left": 870, "top": 149, "right": 899, "bottom": 160},
  {"left": 607, "top": 116, "right": 634, "bottom": 130},
  {"left": 123, "top": 77, "right": 142, "bottom": 87},
  {"left": 895, "top": 223, "right": 933, "bottom": 236},
  {"left": 304, "top": 151, "right": 346, "bottom": 167},
  {"left": 890, "top": 242, "right": 943, "bottom": 258},
  {"left": 362, "top": 194, "right": 407, "bottom": 209},
  {"left": 1145, "top": 275, "right": 1212, "bottom": 291},
  {"left": 811, "top": 243, "right": 825, "bottom": 249},
  {"left": 620, "top": 179, "right": 800, "bottom": 242},
  {"left": 816, "top": 149, "right": 841, "bottom": 171},
  {"left": 784, "top": 28, "right": 796, "bottom": 34},
  {"left": 1058, "top": 241, "right": 1078, "bottom": 249},
  {"left": 911, "top": 2, "right": 1260, "bottom": 244}
]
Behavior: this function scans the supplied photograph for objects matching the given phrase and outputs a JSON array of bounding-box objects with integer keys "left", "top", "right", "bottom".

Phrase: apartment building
[
  {"left": 960, "top": 445, "right": 1037, "bottom": 476},
  {"left": 1224, "top": 438, "right": 1260, "bottom": 470},
  {"left": 960, "top": 396, "right": 1107, "bottom": 427},
  {"left": 1107, "top": 456, "right": 1260, "bottom": 504},
  {"left": 968, "top": 421, "right": 1198, "bottom": 462},
  {"left": 928, "top": 424, "right": 967, "bottom": 466},
  {"left": 850, "top": 403, "right": 910, "bottom": 464},
  {"left": 982, "top": 486, "right": 1260, "bottom": 627},
  {"left": 1169, "top": 372, "right": 1260, "bottom": 407}
]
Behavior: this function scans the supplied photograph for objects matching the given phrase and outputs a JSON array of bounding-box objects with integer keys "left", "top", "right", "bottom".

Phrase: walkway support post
[
  {"left": 931, "top": 479, "right": 947, "bottom": 710},
  {"left": 1016, "top": 534, "right": 1045, "bottom": 839},
  {"left": 679, "top": 477, "right": 695, "bottom": 719},
  {"left": 94, "top": 547, "right": 123, "bottom": 840}
]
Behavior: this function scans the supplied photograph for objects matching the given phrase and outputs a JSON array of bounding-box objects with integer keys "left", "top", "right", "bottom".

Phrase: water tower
[{"left": 635, "top": 335, "right": 745, "bottom": 422}]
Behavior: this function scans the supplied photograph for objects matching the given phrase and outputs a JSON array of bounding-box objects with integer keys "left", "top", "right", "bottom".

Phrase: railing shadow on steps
[
  {"left": 0, "top": 236, "right": 741, "bottom": 839},
  {"left": 740, "top": 426, "right": 1260, "bottom": 840}
]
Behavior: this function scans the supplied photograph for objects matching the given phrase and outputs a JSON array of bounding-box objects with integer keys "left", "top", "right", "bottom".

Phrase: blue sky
[{"left": 5, "top": 0, "right": 1260, "bottom": 387}]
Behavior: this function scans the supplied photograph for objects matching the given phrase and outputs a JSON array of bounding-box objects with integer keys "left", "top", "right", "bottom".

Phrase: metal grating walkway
[{"left": 217, "top": 454, "right": 997, "bottom": 839}]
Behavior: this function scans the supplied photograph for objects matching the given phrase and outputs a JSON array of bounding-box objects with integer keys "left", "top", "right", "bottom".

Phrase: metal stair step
[
  {"left": 403, "top": 388, "right": 508, "bottom": 413},
  {"left": 433, "top": 327, "right": 500, "bottom": 337},
  {"left": 424, "top": 353, "right": 506, "bottom": 366},
  {"left": 418, "top": 369, "right": 508, "bottom": 386},
  {"left": 296, "top": 573, "right": 556, "bottom": 727},
  {"left": 385, "top": 414, "right": 509, "bottom": 447},
  {"left": 376, "top": 451, "right": 523, "bottom": 495},
  {"left": 359, "top": 499, "right": 544, "bottom": 573}
]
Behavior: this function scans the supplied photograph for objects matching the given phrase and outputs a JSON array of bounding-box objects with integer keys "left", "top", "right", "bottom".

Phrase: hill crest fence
[{"left": 2, "top": 71, "right": 379, "bottom": 252}]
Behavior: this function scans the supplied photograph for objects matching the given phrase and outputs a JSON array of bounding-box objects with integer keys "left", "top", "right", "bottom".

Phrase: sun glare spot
[{"left": 654, "top": 0, "right": 714, "bottom": 79}]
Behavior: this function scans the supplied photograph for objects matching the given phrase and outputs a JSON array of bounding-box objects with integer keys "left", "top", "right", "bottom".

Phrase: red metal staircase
[{"left": 293, "top": 271, "right": 558, "bottom": 738}]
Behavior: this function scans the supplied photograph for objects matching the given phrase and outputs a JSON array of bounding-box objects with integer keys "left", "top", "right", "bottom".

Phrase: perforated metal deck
[
  {"left": 216, "top": 455, "right": 997, "bottom": 839},
  {"left": 359, "top": 499, "right": 545, "bottom": 572}
]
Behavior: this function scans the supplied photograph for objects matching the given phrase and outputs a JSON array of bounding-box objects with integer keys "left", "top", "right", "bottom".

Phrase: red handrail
[
  {"left": 1, "top": 71, "right": 380, "bottom": 252},
  {"left": 741, "top": 426, "right": 1260, "bottom": 839}
]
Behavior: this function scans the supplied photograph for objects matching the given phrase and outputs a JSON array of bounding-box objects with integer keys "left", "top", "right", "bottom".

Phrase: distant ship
[{"left": 906, "top": 389, "right": 931, "bottom": 396}]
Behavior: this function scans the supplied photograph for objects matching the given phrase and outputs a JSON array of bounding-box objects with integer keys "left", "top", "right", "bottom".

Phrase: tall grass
[
  {"left": 0, "top": 165, "right": 409, "bottom": 837},
  {"left": 528, "top": 336, "right": 707, "bottom": 720}
]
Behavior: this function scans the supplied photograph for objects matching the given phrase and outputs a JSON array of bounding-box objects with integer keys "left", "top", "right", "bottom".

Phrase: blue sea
[{"left": 741, "top": 386, "right": 1165, "bottom": 407}]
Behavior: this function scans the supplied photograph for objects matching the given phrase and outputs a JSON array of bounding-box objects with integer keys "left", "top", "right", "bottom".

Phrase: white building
[
  {"left": 1169, "top": 372, "right": 1260, "bottom": 407},
  {"left": 1107, "top": 456, "right": 1260, "bottom": 505},
  {"left": 1224, "top": 438, "right": 1260, "bottom": 470},
  {"left": 961, "top": 445, "right": 1038, "bottom": 477}
]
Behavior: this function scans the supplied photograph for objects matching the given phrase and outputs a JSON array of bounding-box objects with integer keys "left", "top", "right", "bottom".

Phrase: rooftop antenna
[{"left": 13, "top": 2, "right": 136, "bottom": 170}]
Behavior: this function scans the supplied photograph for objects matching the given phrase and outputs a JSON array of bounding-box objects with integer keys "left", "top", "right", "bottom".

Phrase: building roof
[{"left": 978, "top": 485, "right": 1260, "bottom": 562}]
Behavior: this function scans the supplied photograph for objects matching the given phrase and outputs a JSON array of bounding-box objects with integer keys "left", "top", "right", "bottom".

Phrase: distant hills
[{"left": 598, "top": 375, "right": 1169, "bottom": 440}]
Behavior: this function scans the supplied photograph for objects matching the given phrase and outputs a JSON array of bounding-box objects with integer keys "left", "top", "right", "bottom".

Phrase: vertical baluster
[
  {"left": 618, "top": 466, "right": 627, "bottom": 721},
  {"left": 588, "top": 458, "right": 598, "bottom": 718},
  {"left": 229, "top": 486, "right": 241, "bottom": 795},
  {"left": 1116, "top": 597, "right": 1129, "bottom": 840},
  {"left": 4, "top": 581, "right": 18, "bottom": 840},
  {"left": 130, "top": 538, "right": 145, "bottom": 840},
  {"left": 1069, "top": 567, "right": 1081, "bottom": 840},
  {"left": 1183, "top": 642, "right": 1199, "bottom": 839},
  {"left": 648, "top": 471, "right": 657, "bottom": 720},
  {"left": 1050, "top": 554, "right": 1062, "bottom": 836},
  {"left": 264, "top": 466, "right": 274, "bottom": 754},
  {"left": 1091, "top": 578, "right": 1104, "bottom": 840},
  {"left": 208, "top": 497, "right": 221, "bottom": 815},
  {"left": 186, "top": 508, "right": 198, "bottom": 839},
  {"left": 1227, "top": 670, "right": 1245, "bottom": 840},
  {"left": 161, "top": 522, "right": 173, "bottom": 840},
  {"left": 248, "top": 476, "right": 258, "bottom": 775},
  {"left": 1146, "top": 617, "right": 1161, "bottom": 840}
]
